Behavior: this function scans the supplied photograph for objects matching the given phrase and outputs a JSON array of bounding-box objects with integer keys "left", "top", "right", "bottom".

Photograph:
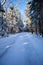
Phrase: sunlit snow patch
[
  {"left": 5, "top": 44, "right": 13, "bottom": 49},
  {"left": 5, "top": 45, "right": 11, "bottom": 48},
  {"left": 23, "top": 42, "right": 28, "bottom": 45}
]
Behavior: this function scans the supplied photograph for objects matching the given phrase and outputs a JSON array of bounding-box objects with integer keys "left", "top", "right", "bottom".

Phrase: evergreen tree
[{"left": 26, "top": 0, "right": 43, "bottom": 36}]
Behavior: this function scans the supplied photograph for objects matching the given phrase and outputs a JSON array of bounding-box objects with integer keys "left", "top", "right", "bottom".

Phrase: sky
[
  {"left": 17, "top": 0, "right": 27, "bottom": 21},
  {"left": 10, "top": 0, "right": 28, "bottom": 21}
]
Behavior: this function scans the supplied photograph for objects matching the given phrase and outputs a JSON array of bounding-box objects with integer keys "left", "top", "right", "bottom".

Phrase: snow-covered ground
[{"left": 0, "top": 32, "right": 43, "bottom": 65}]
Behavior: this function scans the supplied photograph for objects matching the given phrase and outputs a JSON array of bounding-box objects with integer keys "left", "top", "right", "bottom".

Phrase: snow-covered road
[{"left": 0, "top": 32, "right": 43, "bottom": 65}]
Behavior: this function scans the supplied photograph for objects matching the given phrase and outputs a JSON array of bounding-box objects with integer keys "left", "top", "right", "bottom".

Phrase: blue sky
[
  {"left": 17, "top": 0, "right": 27, "bottom": 21},
  {"left": 12, "top": 0, "right": 28, "bottom": 21}
]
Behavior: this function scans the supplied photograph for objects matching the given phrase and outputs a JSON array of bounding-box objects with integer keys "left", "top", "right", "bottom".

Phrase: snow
[
  {"left": 0, "top": 32, "right": 43, "bottom": 65},
  {"left": 23, "top": 42, "right": 28, "bottom": 45}
]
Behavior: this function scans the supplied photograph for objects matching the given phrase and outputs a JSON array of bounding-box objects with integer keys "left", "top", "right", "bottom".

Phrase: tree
[
  {"left": 26, "top": 0, "right": 43, "bottom": 36},
  {"left": 25, "top": 3, "right": 31, "bottom": 32},
  {"left": 0, "top": 2, "right": 8, "bottom": 36},
  {"left": 6, "top": 5, "right": 23, "bottom": 33}
]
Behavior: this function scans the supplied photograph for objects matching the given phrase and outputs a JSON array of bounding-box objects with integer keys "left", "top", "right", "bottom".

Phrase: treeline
[
  {"left": 25, "top": 0, "right": 43, "bottom": 36},
  {"left": 0, "top": 3, "right": 24, "bottom": 36}
]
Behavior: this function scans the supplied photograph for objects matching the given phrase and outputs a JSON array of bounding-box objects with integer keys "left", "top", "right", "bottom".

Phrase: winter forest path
[{"left": 0, "top": 32, "right": 43, "bottom": 65}]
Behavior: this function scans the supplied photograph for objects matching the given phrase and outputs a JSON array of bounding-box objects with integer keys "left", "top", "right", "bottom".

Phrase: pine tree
[{"left": 26, "top": 0, "right": 43, "bottom": 36}]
